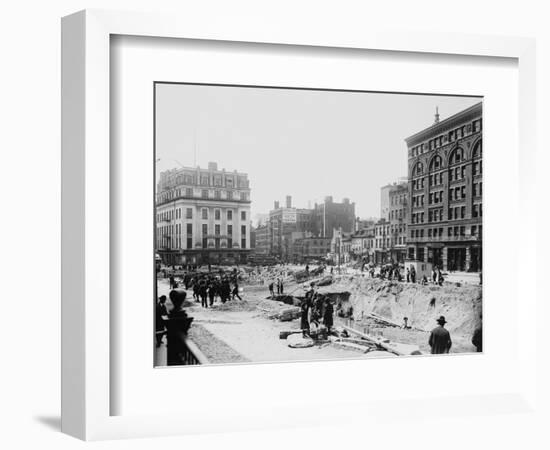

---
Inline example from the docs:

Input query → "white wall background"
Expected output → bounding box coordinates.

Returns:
[0,1,548,449]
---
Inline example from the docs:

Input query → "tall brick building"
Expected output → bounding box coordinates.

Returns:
[405,103,483,272]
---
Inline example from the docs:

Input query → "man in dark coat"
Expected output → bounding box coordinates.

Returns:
[300,299,310,337]
[232,282,242,300]
[323,298,334,333]
[472,314,482,352]
[155,295,168,347]
[166,290,194,365]
[429,316,452,354]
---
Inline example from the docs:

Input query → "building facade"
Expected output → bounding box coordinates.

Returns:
[373,219,391,264]
[292,236,332,263]
[313,196,356,239]
[267,196,316,261]
[330,228,352,265]
[350,226,375,261]
[405,103,483,272]
[156,162,252,265]
[388,182,408,263]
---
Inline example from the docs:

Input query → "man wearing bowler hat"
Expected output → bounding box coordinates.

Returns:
[428,316,452,354]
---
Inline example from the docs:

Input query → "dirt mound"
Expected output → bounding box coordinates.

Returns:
[209,300,256,312]
[320,277,481,337]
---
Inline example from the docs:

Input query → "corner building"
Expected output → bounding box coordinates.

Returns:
[156,162,251,266]
[405,103,483,272]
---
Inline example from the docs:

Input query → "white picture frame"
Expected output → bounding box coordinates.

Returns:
[61,9,537,441]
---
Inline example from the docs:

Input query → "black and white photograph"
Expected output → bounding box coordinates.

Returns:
[153,83,483,366]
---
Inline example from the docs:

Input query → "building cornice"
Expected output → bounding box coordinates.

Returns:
[405,102,482,147]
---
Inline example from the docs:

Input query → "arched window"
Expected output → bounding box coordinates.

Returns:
[448,147,464,165]
[472,140,482,159]
[429,155,442,172]
[413,161,424,176]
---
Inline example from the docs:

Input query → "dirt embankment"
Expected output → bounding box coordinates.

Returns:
[318,277,482,337]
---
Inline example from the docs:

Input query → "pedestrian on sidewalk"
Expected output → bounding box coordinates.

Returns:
[428,316,452,354]
[268,281,274,298]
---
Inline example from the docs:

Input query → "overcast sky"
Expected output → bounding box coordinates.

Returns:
[155,83,480,224]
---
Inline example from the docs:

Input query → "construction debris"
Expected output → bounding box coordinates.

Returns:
[287,334,314,348]
[342,325,422,356]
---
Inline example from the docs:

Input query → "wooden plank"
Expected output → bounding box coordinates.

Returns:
[342,325,422,356]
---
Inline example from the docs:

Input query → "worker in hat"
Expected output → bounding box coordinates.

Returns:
[428,316,452,354]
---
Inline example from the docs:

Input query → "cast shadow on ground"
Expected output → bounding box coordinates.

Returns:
[34,415,61,431]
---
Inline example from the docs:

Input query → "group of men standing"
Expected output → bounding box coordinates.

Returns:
[268,278,285,297]
[300,283,334,338]
[188,274,242,308]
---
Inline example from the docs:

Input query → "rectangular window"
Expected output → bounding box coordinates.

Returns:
[202,224,208,235]
[215,209,221,220]
[201,208,208,220]
[215,190,221,199]
[227,209,233,220]
[227,191,233,200]
[227,224,233,235]
[187,237,192,249]
[186,187,193,197]
[461,206,466,219]
[186,223,192,235]
[201,189,208,199]
[186,208,193,219]
[215,224,220,235]
[461,186,466,198]
[241,211,246,221]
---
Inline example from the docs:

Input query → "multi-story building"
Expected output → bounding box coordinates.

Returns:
[267,196,315,261]
[330,228,352,265]
[350,226,375,262]
[380,185,392,221]
[388,182,408,263]
[313,196,356,239]
[254,223,269,255]
[155,162,252,266]
[291,236,332,263]
[373,219,391,264]
[405,103,483,272]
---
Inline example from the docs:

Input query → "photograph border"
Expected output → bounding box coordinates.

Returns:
[61,9,537,440]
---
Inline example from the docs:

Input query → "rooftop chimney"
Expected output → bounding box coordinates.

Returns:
[208,162,218,171]
[434,106,440,124]
[274,201,280,210]
[286,195,292,208]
